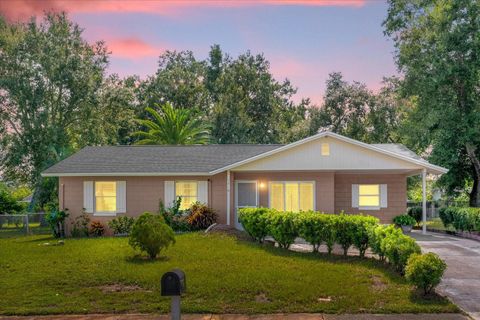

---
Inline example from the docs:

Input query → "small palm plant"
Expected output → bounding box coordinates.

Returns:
[133,103,211,145]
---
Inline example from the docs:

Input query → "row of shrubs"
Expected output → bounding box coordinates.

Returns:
[239,208,446,294]
[439,207,480,232]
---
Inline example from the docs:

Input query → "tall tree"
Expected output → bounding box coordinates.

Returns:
[384,0,480,206]
[0,13,108,206]
[133,103,211,145]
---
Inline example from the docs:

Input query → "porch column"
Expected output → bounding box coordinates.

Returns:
[226,170,231,226]
[422,168,427,235]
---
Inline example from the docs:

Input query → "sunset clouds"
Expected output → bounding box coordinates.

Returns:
[1,1,366,21]
[0,0,393,104]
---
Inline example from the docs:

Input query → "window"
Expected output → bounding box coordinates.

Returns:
[359,184,380,207]
[175,181,198,210]
[269,182,314,212]
[95,182,116,213]
[321,143,330,156]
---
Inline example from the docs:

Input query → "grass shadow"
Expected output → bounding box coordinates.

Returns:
[408,289,458,310]
[126,254,170,264]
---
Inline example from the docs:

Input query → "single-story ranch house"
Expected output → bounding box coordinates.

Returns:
[42,131,447,233]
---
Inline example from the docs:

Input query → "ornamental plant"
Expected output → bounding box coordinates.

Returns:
[407,207,422,226]
[45,209,69,238]
[393,214,416,226]
[89,220,105,237]
[368,224,403,261]
[186,202,218,230]
[351,215,379,257]
[129,212,175,259]
[334,213,356,256]
[265,210,298,249]
[405,253,447,295]
[382,233,421,272]
[295,211,328,252]
[108,216,135,235]
[239,207,269,242]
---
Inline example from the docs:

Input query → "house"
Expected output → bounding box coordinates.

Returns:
[41,131,447,232]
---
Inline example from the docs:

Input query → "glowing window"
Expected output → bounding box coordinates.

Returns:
[359,184,380,207]
[175,181,198,210]
[95,182,116,213]
[270,182,314,212]
[321,143,330,156]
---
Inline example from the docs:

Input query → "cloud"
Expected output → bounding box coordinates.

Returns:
[107,38,164,59]
[1,0,366,21]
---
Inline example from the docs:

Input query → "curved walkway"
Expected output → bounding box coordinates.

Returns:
[411,231,480,320]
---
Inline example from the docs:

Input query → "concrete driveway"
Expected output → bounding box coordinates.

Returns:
[412,231,480,320]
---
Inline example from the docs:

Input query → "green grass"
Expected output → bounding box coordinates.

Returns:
[426,218,455,232]
[0,232,457,315]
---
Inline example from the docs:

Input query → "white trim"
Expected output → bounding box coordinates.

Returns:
[268,181,316,211]
[359,206,381,211]
[42,172,211,177]
[226,170,231,226]
[93,212,117,217]
[209,131,448,175]
[234,180,259,230]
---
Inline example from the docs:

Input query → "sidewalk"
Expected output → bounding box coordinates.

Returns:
[0,313,468,320]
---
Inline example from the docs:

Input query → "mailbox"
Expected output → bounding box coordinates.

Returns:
[161,269,186,296]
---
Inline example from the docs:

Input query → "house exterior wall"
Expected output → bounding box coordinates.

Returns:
[334,173,408,223]
[59,171,407,234]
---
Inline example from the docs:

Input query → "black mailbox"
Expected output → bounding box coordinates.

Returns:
[161,269,186,296]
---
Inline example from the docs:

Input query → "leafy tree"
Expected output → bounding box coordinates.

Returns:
[0,13,108,206]
[0,182,22,214]
[133,103,211,145]
[384,0,480,206]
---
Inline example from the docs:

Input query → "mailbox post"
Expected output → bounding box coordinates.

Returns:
[161,269,186,320]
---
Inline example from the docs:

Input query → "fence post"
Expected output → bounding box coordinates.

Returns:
[25,214,29,235]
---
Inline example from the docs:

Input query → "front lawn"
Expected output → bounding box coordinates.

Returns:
[0,232,457,315]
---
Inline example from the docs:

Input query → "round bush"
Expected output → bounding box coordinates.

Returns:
[295,211,328,252]
[334,213,357,256]
[405,252,446,295]
[265,210,298,249]
[382,233,421,272]
[393,214,416,226]
[239,207,269,242]
[368,224,402,261]
[129,212,175,259]
[351,215,379,257]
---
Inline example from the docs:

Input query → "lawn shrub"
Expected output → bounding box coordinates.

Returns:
[71,210,90,237]
[439,207,480,232]
[382,232,421,272]
[107,216,135,235]
[129,212,175,259]
[368,224,402,261]
[393,214,416,226]
[89,221,105,237]
[334,213,357,256]
[405,253,446,295]
[407,207,422,226]
[186,202,218,230]
[351,215,379,258]
[45,209,69,238]
[159,198,190,232]
[238,207,269,242]
[295,211,328,252]
[265,210,298,249]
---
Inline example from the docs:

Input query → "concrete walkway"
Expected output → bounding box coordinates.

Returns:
[412,231,480,320]
[0,313,468,320]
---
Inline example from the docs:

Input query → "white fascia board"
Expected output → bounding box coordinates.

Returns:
[209,131,449,175]
[41,172,212,177]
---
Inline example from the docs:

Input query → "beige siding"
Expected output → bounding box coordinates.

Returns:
[334,173,407,223]
[235,137,420,171]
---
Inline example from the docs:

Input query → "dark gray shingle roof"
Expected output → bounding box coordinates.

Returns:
[42,145,283,175]
[371,144,428,163]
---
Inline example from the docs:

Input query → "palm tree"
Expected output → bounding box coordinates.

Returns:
[133,103,211,145]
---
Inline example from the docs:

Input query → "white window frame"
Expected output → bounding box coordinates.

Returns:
[358,184,381,211]
[268,181,316,212]
[175,180,199,209]
[94,181,117,217]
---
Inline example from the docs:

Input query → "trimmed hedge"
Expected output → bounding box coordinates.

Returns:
[405,252,446,295]
[439,207,480,232]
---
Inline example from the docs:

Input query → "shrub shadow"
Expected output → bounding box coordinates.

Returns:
[126,254,170,264]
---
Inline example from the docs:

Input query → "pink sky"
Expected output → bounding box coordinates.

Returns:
[0,0,396,104]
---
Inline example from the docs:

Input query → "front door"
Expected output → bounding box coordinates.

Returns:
[235,181,258,229]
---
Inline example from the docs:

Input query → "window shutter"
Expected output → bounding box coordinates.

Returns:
[351,184,359,208]
[164,181,175,208]
[198,181,208,205]
[116,181,126,213]
[83,181,94,213]
[380,184,388,208]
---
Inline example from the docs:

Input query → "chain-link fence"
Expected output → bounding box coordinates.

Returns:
[0,213,50,238]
